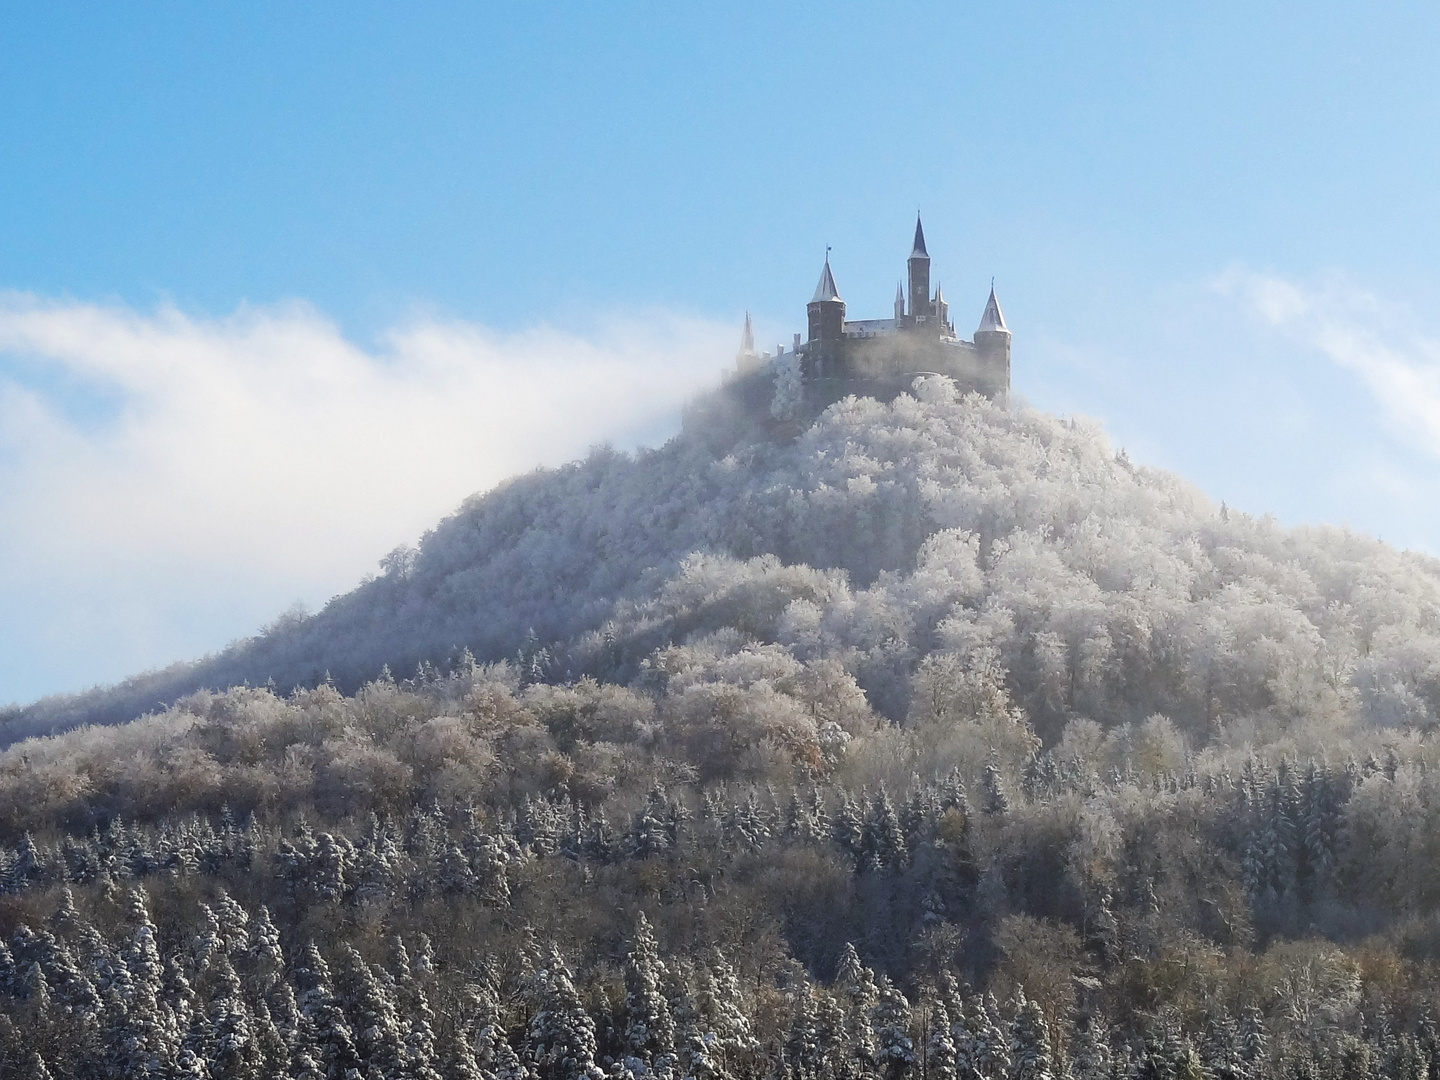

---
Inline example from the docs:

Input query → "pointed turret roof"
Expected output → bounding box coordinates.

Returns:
[895,282,905,304]
[737,311,756,357]
[977,285,1008,333]
[910,215,929,259]
[810,257,842,304]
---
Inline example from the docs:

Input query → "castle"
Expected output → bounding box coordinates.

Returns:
[733,216,1010,414]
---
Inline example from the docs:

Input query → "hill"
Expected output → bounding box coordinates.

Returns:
[10,377,1440,748]
[4,377,1440,1078]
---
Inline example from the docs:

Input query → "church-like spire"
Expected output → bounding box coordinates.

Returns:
[736,311,757,359]
[910,214,929,259]
[811,256,842,303]
[977,284,1008,333]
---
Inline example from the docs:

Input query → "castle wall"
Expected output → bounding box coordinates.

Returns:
[801,334,1007,410]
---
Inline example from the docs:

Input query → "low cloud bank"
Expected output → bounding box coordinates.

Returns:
[0,295,729,702]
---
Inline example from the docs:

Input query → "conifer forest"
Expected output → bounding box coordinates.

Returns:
[6,381,1440,1079]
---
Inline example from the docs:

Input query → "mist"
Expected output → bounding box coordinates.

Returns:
[0,294,730,702]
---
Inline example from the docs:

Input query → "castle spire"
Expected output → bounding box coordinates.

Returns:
[736,311,757,362]
[977,284,1007,333]
[811,254,842,303]
[910,214,929,258]
[907,215,931,319]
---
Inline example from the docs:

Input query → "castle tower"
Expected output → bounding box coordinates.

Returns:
[806,255,846,357]
[894,282,905,322]
[735,311,759,372]
[907,215,931,322]
[974,285,1011,399]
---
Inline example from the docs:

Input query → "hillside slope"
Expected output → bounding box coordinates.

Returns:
[9,378,1440,749]
[12,376,1440,752]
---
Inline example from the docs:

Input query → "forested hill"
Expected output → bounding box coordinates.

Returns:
[9,376,1440,748]
[9,378,1440,1078]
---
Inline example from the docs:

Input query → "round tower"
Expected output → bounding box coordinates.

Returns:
[806,255,846,355]
[974,285,1011,400]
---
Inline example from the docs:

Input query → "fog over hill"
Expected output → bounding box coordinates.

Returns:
[8,375,1440,750]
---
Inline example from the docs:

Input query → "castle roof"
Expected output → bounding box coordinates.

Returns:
[810,258,843,304]
[977,286,1008,333]
[737,311,756,357]
[910,216,929,259]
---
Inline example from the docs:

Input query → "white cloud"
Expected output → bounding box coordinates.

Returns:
[0,294,731,701]
[1216,267,1440,458]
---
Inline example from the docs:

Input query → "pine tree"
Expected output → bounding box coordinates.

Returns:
[206,954,263,1080]
[783,793,815,845]
[1008,994,1052,1080]
[340,945,407,1080]
[929,1000,959,1080]
[1300,763,1335,898]
[981,759,1009,818]
[390,936,444,1080]
[785,983,823,1076]
[247,905,286,995]
[442,987,487,1080]
[693,953,756,1072]
[862,789,908,874]
[971,994,1011,1080]
[105,887,182,1080]
[623,913,676,1075]
[1238,1007,1266,1074]
[440,840,480,895]
[832,795,863,866]
[295,942,362,1080]
[529,947,603,1080]
[872,976,915,1080]
[1068,1014,1111,1080]
[631,789,673,860]
[834,944,879,1078]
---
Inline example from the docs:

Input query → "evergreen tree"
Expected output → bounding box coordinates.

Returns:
[623,913,676,1075]
[872,976,914,1080]
[1008,995,1052,1080]
[206,955,263,1080]
[832,795,863,866]
[1068,1015,1112,1080]
[392,937,444,1080]
[971,995,1011,1080]
[692,953,756,1072]
[785,983,822,1076]
[862,789,908,874]
[295,943,362,1080]
[834,944,879,1078]
[981,760,1009,818]
[929,1000,959,1080]
[529,947,603,1080]
[340,945,407,1080]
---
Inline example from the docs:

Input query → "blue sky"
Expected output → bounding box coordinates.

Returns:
[5,3,1440,702]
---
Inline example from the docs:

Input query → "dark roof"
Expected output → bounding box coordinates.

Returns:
[910,215,929,259]
[810,259,842,304]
